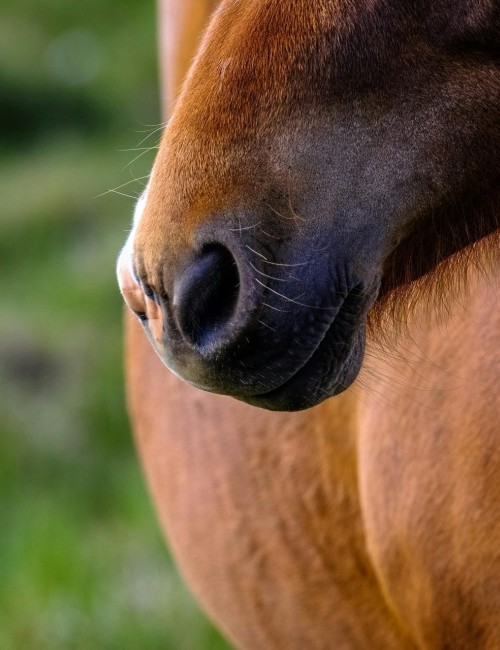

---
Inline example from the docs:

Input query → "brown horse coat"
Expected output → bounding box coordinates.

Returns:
[119,1,500,647]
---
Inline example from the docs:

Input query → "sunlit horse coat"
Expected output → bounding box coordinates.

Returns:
[118,1,500,647]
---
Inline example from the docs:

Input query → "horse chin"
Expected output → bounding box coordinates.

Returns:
[237,322,366,412]
[235,279,373,411]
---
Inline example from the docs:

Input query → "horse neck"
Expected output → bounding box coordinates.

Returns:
[361,231,500,418]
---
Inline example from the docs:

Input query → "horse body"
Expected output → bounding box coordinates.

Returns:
[119,1,500,647]
[126,262,499,649]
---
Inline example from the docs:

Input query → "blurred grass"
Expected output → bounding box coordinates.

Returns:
[0,1,231,648]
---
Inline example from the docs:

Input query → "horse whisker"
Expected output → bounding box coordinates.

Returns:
[249,261,292,283]
[258,319,277,332]
[228,223,261,232]
[246,245,268,261]
[262,302,290,313]
[264,260,312,268]
[255,279,336,311]
[94,174,150,199]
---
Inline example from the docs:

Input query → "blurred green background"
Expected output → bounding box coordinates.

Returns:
[0,1,231,648]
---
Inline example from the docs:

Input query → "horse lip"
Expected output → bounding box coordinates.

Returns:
[140,271,375,405]
[247,282,368,401]
[250,317,344,400]
[145,292,345,399]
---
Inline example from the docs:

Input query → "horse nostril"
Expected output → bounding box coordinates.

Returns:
[173,244,241,349]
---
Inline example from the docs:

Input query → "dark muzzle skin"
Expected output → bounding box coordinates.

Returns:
[118,206,380,411]
[118,1,500,411]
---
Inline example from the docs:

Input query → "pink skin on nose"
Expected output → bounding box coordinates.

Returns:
[117,248,165,351]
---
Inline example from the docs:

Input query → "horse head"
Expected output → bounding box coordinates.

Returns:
[118,0,500,411]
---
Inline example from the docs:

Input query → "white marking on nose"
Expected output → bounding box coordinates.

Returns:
[116,184,166,349]
[132,185,149,229]
[116,185,149,290]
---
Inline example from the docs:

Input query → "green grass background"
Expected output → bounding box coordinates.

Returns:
[0,1,231,648]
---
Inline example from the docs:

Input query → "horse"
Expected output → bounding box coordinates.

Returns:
[117,1,500,647]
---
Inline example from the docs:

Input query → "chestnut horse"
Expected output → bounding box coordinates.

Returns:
[118,1,500,648]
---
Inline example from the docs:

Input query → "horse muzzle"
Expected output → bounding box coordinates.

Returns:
[117,224,377,411]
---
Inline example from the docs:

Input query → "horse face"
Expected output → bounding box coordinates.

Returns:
[118,0,500,410]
